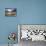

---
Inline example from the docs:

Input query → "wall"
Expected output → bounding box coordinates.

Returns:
[0,0,46,44]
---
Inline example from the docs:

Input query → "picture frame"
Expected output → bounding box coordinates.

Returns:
[5,8,17,16]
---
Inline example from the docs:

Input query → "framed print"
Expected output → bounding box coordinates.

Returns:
[5,8,16,16]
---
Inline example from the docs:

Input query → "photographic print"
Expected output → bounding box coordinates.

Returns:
[5,8,16,16]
